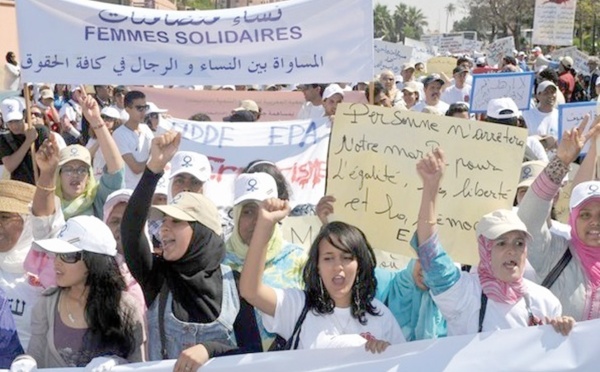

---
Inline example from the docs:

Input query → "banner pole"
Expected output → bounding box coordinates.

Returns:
[23,83,39,184]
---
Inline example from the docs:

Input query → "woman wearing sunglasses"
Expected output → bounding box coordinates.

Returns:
[121,131,261,372]
[27,215,145,369]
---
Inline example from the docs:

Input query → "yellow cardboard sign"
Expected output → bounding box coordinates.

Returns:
[327,103,528,265]
[426,56,457,77]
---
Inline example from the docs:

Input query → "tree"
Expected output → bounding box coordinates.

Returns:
[445,3,456,33]
[374,4,395,41]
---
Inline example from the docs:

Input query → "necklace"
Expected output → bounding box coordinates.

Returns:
[64,297,76,324]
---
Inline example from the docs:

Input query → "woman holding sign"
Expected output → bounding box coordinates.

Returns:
[412,147,575,336]
[518,116,600,322]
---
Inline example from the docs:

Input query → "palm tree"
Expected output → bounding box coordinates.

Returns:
[405,6,428,39]
[393,4,409,43]
[445,3,457,33]
[374,4,394,41]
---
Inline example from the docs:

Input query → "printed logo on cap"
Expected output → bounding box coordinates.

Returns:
[58,224,69,238]
[181,155,193,168]
[247,178,258,191]
[588,184,600,195]
[70,147,79,156]
[172,194,183,204]
[5,104,15,113]
[521,166,533,180]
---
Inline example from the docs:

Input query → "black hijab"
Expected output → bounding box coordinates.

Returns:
[162,221,226,323]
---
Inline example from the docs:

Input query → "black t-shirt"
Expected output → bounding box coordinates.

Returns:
[0,125,50,185]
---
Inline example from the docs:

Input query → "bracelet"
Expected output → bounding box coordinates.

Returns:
[36,183,56,192]
[91,122,105,130]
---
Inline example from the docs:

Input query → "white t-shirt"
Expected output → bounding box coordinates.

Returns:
[411,100,450,114]
[112,123,154,189]
[297,102,325,121]
[0,270,43,349]
[261,288,405,349]
[433,272,561,336]
[521,107,559,139]
[86,137,106,181]
[441,84,472,105]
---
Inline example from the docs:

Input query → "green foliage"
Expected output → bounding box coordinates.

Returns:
[373,2,428,43]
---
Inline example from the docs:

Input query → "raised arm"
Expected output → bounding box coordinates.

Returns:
[572,115,600,187]
[33,137,60,216]
[239,198,290,317]
[121,131,181,296]
[80,91,123,174]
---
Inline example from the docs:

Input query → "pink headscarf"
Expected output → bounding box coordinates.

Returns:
[477,235,528,304]
[568,200,600,288]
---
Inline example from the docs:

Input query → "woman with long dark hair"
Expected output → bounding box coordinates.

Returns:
[27,215,145,368]
[240,199,404,352]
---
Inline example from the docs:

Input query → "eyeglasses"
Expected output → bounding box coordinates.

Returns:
[133,104,149,112]
[61,167,89,177]
[58,252,83,264]
[101,115,116,122]
[31,112,44,118]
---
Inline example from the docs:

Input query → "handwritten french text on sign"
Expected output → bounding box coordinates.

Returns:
[532,0,577,46]
[326,103,527,265]
[485,36,515,67]
[374,40,413,76]
[16,0,373,85]
[157,117,329,208]
[557,101,600,154]
[469,72,535,113]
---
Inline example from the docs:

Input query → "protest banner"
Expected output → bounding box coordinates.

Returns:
[281,215,323,250]
[551,46,590,76]
[404,37,438,65]
[28,318,600,371]
[16,0,373,85]
[469,71,535,113]
[374,40,413,75]
[485,36,515,67]
[426,56,457,78]
[532,0,577,46]
[326,103,527,265]
[156,117,329,208]
[557,101,600,154]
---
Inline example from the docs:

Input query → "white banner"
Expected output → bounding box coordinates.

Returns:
[469,71,535,113]
[14,319,600,371]
[485,36,515,67]
[532,0,577,46]
[16,0,373,85]
[404,37,438,64]
[551,46,591,76]
[557,101,600,154]
[374,40,413,75]
[157,117,329,208]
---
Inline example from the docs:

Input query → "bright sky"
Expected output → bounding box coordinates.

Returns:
[374,0,466,35]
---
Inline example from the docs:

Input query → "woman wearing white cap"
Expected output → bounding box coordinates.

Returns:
[413,147,575,336]
[121,131,261,372]
[144,102,167,132]
[224,171,306,347]
[518,117,600,322]
[27,215,145,369]
[87,106,122,180]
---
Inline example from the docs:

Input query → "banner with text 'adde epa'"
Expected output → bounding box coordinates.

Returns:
[326,103,527,265]
[157,117,329,208]
[16,0,373,85]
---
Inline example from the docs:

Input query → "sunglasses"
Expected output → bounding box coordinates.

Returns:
[31,112,44,118]
[58,251,83,264]
[147,112,159,119]
[134,104,149,112]
[101,115,116,121]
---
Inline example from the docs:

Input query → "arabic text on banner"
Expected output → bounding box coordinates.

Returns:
[469,72,535,113]
[326,103,526,265]
[532,0,577,46]
[16,0,373,85]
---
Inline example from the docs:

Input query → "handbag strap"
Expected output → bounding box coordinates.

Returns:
[288,293,311,350]
[541,249,572,289]
[478,292,487,333]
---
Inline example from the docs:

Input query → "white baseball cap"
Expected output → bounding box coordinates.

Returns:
[323,84,345,100]
[486,97,521,120]
[169,151,211,183]
[101,106,121,120]
[34,215,117,257]
[146,102,167,115]
[1,98,24,122]
[475,209,531,240]
[570,181,600,210]
[233,172,278,205]
[517,161,547,189]
[103,189,133,224]
[536,80,558,95]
